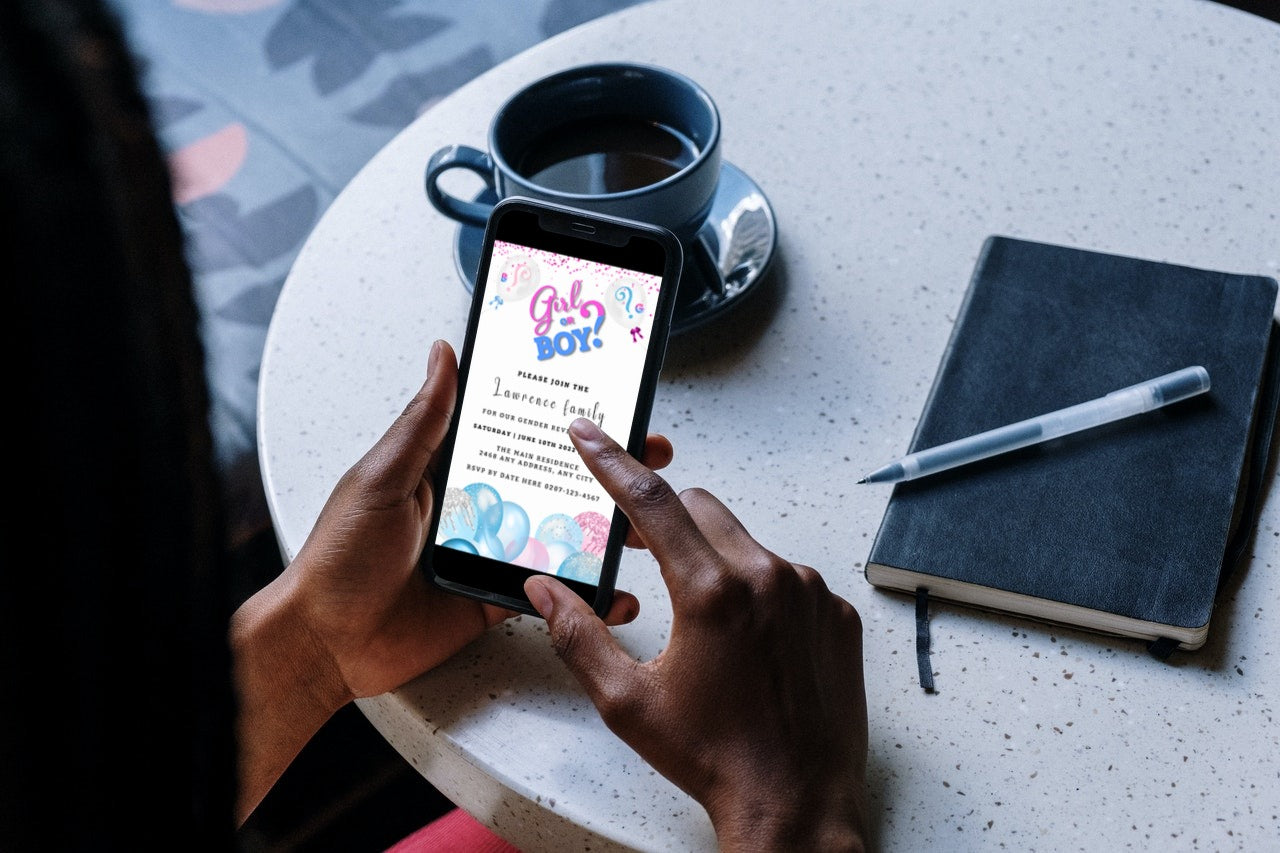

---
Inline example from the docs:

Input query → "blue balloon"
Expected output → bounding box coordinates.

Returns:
[441,537,478,554]
[496,501,530,560]
[465,483,503,535]
[557,551,602,583]
[543,539,575,574]
[536,513,583,551]
[476,530,506,561]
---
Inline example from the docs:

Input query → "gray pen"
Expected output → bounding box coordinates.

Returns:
[858,365,1211,485]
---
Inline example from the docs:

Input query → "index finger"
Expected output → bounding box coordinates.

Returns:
[568,418,718,593]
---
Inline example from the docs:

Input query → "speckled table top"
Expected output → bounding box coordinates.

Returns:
[258,1,1280,849]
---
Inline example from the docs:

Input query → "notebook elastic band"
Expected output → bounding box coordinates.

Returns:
[1147,636,1178,661]
[915,587,936,692]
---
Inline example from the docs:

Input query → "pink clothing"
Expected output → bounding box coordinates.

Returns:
[386,808,522,853]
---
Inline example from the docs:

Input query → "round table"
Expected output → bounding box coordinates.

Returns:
[258,1,1280,849]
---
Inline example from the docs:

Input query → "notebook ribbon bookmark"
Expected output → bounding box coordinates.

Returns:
[915,587,936,692]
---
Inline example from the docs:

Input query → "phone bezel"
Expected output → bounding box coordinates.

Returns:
[424,197,683,617]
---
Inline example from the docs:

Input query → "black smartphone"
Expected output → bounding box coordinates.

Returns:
[424,197,683,617]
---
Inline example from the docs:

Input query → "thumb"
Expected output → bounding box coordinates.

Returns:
[525,576,635,703]
[362,340,457,492]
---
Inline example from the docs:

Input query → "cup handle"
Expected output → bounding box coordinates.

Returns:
[424,145,497,227]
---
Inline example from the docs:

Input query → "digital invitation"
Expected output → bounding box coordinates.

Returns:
[436,239,663,584]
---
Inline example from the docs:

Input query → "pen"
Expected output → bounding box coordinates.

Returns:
[858,365,1211,484]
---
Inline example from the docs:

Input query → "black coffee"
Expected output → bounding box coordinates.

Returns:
[517,116,698,194]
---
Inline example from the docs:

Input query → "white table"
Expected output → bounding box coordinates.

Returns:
[258,1,1280,849]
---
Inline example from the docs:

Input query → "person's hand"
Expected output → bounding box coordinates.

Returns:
[272,339,671,697]
[524,419,868,852]
[231,341,672,822]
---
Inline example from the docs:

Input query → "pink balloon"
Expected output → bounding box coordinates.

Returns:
[574,511,611,557]
[512,538,550,572]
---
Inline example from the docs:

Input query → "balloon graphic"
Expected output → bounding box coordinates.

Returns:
[543,540,576,574]
[558,552,603,583]
[512,538,550,571]
[496,255,539,299]
[437,487,477,541]
[465,483,503,535]
[475,530,506,561]
[574,511,611,557]
[441,537,478,554]
[496,501,530,560]
[606,277,647,327]
[536,514,584,550]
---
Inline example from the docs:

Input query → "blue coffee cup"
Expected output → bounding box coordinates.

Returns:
[425,62,721,245]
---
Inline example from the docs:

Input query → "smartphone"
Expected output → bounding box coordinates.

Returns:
[424,197,683,617]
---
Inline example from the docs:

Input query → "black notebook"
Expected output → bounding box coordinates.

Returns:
[864,236,1280,653]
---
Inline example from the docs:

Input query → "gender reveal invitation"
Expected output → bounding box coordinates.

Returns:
[436,240,663,584]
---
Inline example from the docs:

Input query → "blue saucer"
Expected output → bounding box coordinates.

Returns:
[451,161,777,335]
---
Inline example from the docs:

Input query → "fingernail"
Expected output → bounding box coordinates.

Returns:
[426,340,444,376]
[619,596,639,623]
[569,418,603,443]
[524,577,554,618]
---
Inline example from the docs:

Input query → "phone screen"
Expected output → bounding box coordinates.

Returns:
[430,203,678,611]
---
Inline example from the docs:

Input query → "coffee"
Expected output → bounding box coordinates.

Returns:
[426,62,721,240]
[516,117,698,195]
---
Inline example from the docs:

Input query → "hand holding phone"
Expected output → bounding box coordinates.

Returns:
[523,421,870,851]
[424,198,682,617]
